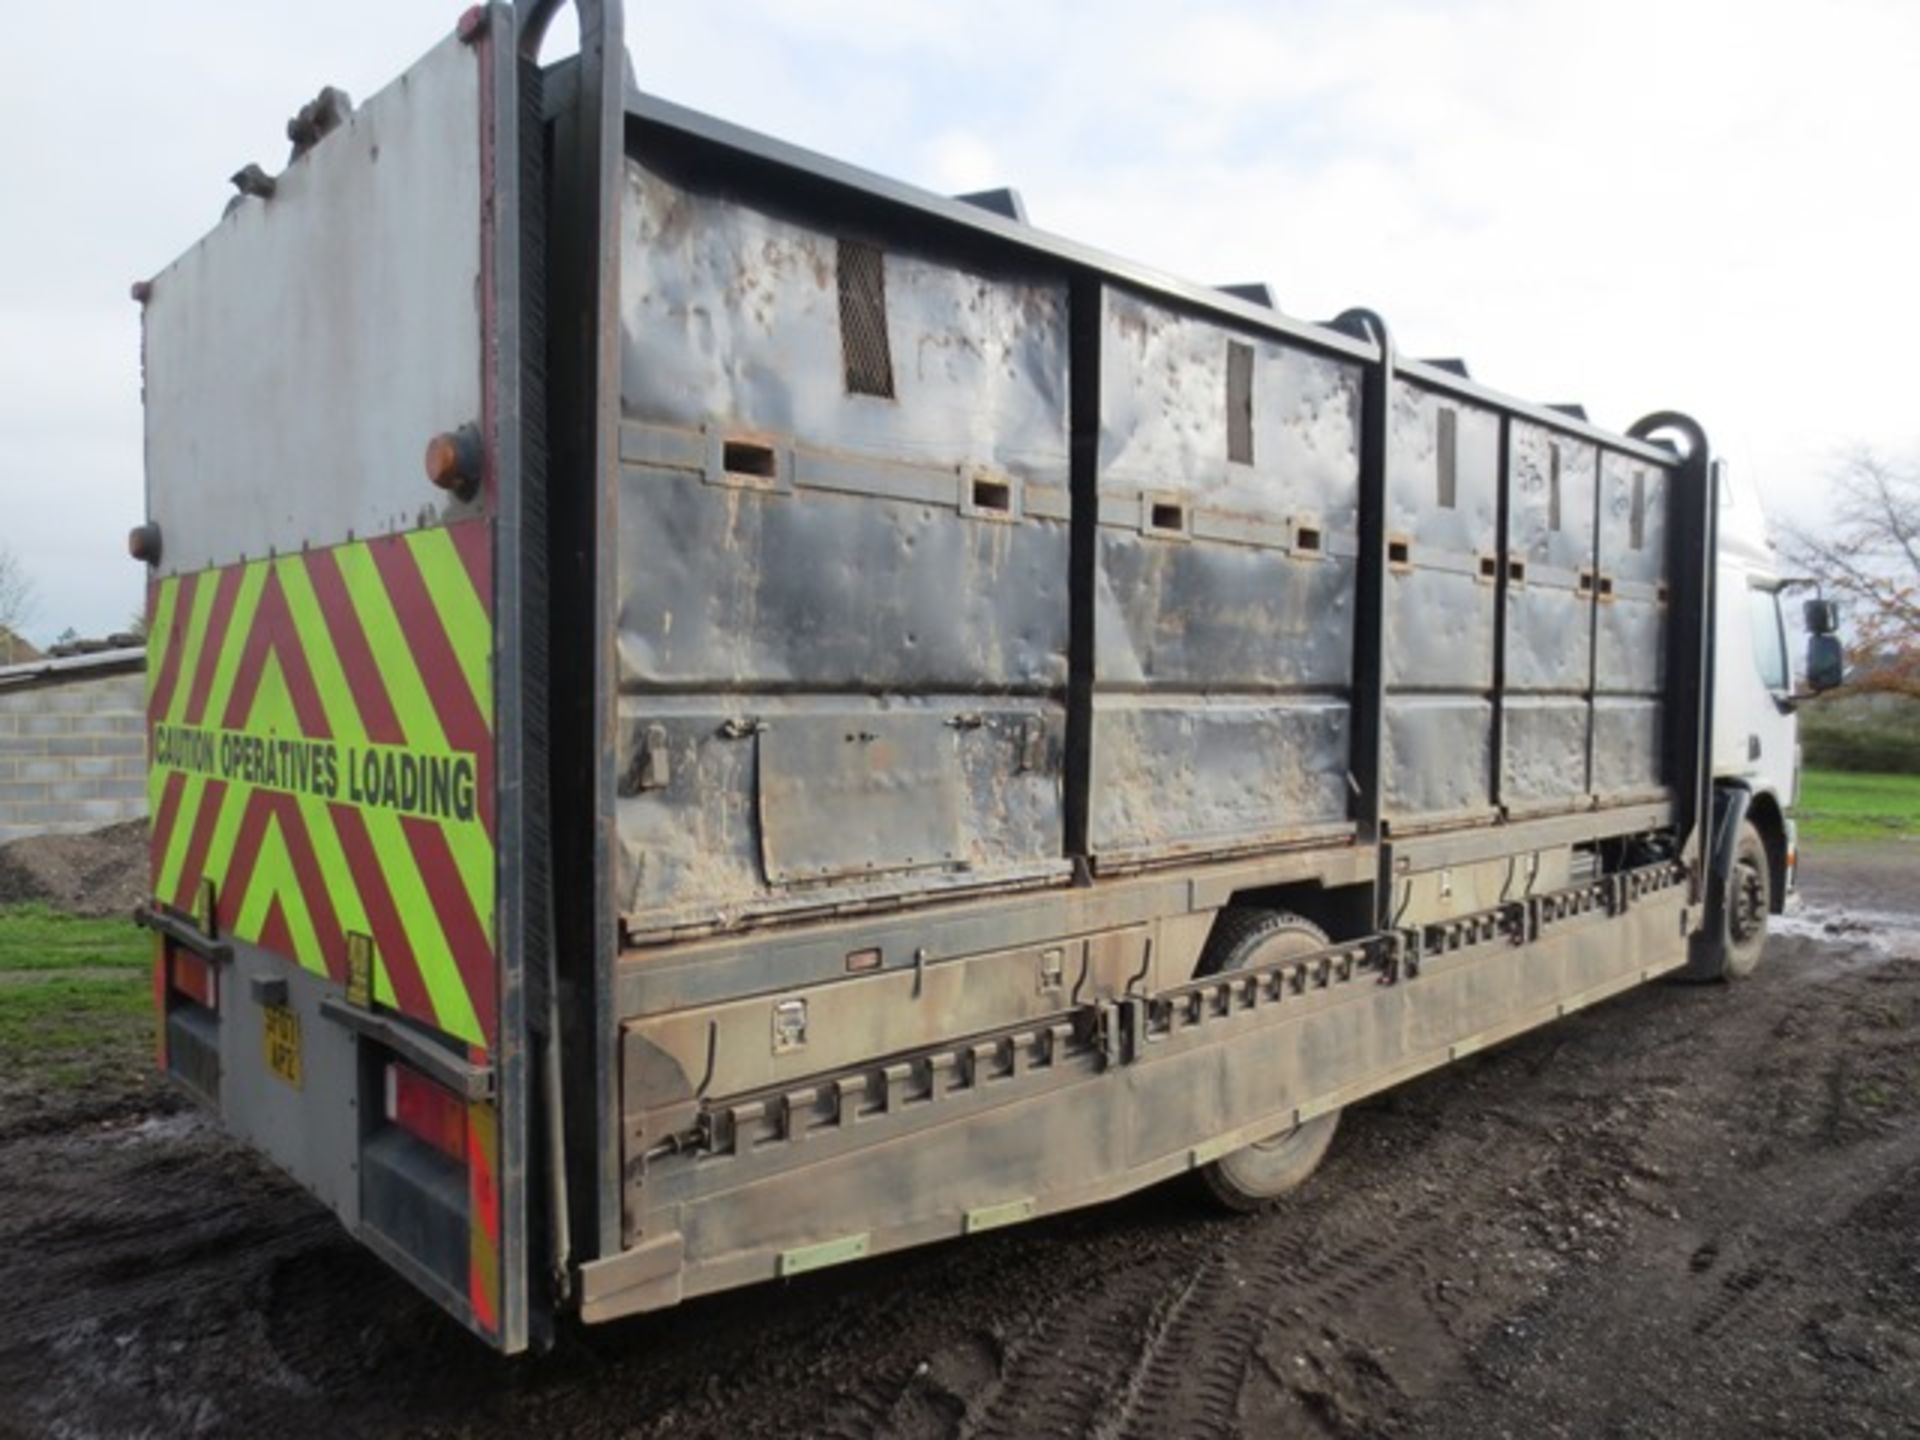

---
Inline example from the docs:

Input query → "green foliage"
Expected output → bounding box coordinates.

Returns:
[1796,769,1920,842]
[1800,702,1920,775]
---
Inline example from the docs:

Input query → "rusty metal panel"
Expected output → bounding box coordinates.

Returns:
[1088,290,1363,864]
[142,32,484,573]
[1381,382,1499,828]
[613,159,1071,931]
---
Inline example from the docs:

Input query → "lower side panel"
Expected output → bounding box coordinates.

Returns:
[585,880,1691,1320]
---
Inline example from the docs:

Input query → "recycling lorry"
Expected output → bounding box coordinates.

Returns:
[131,1,1838,1352]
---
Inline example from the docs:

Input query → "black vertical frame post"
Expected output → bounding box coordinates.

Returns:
[1631,413,1714,894]
[1334,310,1391,920]
[1064,274,1103,863]
[1489,414,1512,817]
[517,0,628,1280]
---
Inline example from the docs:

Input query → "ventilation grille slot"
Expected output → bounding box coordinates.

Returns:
[838,239,895,399]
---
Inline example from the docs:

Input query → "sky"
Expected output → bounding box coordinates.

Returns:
[1,0,1916,645]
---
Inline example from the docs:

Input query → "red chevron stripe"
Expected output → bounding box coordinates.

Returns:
[171,779,227,912]
[303,547,404,745]
[401,815,496,1044]
[149,769,186,886]
[213,789,348,987]
[269,792,346,983]
[182,564,245,725]
[222,570,331,737]
[328,803,438,1025]
[146,572,197,725]
[449,517,491,611]
[214,787,276,933]
[370,536,495,839]
[255,893,297,966]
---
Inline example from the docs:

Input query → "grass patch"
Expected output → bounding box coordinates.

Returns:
[0,904,150,973]
[1797,769,1920,843]
[0,906,151,1091]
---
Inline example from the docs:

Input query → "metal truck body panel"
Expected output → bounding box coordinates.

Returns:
[137,2,1733,1352]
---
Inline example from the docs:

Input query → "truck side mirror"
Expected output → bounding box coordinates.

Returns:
[1803,597,1840,635]
[1806,633,1845,693]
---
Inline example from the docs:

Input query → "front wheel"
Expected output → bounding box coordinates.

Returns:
[1722,818,1772,978]
[1192,909,1343,1212]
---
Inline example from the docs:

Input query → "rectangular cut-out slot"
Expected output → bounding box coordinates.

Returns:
[1436,407,1459,508]
[1657,582,1670,605]
[722,438,778,481]
[1148,500,1188,535]
[1294,522,1323,556]
[1548,442,1563,531]
[1479,553,1498,582]
[1226,341,1254,465]
[837,238,895,399]
[1387,536,1413,569]
[971,476,1013,514]
[1507,558,1527,586]
[1578,569,1595,596]
[1597,575,1615,600]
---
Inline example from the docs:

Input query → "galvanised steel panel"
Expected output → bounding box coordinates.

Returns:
[1381,382,1499,826]
[1381,695,1495,821]
[1593,450,1671,801]
[618,161,1069,486]
[613,698,1065,930]
[1088,697,1351,862]
[1502,422,1600,809]
[1591,696,1664,797]
[142,31,485,573]
[1088,291,1362,861]
[614,161,1070,926]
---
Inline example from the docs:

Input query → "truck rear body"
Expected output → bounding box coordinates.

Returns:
[136,3,1719,1351]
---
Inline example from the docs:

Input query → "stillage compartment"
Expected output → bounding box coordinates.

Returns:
[1087,289,1363,868]
[1591,449,1671,802]
[1380,381,1500,830]
[613,158,1074,933]
[1501,420,1600,814]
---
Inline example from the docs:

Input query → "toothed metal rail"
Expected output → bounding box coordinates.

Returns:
[662,858,1690,1164]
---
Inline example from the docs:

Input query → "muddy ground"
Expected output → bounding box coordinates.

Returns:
[2,843,1917,1439]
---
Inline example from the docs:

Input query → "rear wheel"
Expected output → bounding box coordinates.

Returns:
[1193,910,1342,1212]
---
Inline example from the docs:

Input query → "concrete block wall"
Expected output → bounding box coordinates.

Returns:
[0,671,148,845]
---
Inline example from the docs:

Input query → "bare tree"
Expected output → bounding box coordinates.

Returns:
[0,544,37,664]
[1779,447,1920,697]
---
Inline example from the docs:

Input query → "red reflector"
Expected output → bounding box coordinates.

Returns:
[171,949,216,1009]
[384,1063,467,1162]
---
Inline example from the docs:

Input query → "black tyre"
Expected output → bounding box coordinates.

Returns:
[1722,818,1771,979]
[1193,909,1342,1212]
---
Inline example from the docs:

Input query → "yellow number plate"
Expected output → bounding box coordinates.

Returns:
[264,1005,303,1089]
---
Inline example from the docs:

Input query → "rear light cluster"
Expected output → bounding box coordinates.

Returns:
[384,1062,467,1162]
[170,950,217,1009]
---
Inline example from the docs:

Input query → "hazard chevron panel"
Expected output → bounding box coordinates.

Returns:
[145,520,496,1050]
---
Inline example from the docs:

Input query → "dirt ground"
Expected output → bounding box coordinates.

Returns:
[2,843,1917,1439]
[0,821,146,918]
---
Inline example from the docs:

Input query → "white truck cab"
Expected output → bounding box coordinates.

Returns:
[1705,461,1819,972]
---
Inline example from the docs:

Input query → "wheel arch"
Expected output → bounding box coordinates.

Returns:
[1742,785,1789,915]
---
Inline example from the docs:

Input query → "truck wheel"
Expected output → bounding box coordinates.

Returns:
[1193,910,1342,1212]
[1723,819,1772,978]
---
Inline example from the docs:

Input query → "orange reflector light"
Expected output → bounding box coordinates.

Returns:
[423,424,482,499]
[385,1062,467,1163]
[127,523,162,565]
[171,949,216,1009]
